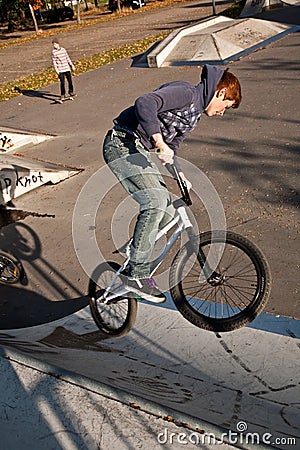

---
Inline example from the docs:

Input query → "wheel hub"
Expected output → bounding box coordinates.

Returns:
[208,272,224,286]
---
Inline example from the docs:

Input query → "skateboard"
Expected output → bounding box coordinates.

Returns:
[57,95,77,104]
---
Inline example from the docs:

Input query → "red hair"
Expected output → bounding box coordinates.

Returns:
[217,69,242,108]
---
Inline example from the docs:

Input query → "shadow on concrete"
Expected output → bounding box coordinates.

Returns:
[0,300,299,450]
[259,4,300,25]
[187,113,299,209]
[184,0,233,7]
[0,220,88,329]
[14,87,63,104]
[0,286,88,329]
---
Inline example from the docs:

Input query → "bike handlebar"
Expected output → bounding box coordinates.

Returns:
[165,162,192,206]
[154,149,192,205]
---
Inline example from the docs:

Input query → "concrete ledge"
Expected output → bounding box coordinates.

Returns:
[0,346,269,450]
[0,303,299,449]
[0,128,54,154]
[0,154,80,205]
[147,15,299,67]
[147,16,228,67]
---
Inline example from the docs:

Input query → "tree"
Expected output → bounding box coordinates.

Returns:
[0,0,23,30]
[28,1,40,33]
[0,0,43,32]
[76,0,81,24]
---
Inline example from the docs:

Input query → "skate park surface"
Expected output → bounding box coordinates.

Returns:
[0,2,299,449]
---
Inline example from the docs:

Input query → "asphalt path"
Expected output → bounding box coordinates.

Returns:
[0,0,233,84]
[0,5,299,328]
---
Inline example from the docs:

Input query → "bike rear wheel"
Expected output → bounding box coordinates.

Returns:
[88,261,137,337]
[170,231,271,332]
[0,250,23,284]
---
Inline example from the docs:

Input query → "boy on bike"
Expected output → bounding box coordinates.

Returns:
[103,64,241,303]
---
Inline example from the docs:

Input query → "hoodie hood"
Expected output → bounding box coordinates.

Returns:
[197,65,224,109]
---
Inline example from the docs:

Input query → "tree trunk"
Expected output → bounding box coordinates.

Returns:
[28,3,39,34]
[77,1,81,23]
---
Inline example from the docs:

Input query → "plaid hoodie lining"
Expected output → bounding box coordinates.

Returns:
[158,103,201,143]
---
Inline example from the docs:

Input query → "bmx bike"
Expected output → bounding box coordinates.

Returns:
[88,163,271,337]
[0,250,24,284]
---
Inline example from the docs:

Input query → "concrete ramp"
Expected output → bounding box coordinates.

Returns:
[147,15,299,67]
[0,301,299,449]
[280,0,300,5]
[0,128,54,154]
[0,154,79,205]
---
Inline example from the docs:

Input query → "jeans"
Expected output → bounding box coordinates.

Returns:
[103,129,176,279]
[58,71,74,96]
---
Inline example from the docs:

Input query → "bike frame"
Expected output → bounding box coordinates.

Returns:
[101,203,193,303]
[151,204,193,275]
[100,162,214,303]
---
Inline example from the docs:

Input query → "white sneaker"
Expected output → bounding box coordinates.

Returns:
[124,277,166,303]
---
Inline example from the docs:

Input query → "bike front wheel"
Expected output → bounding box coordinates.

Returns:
[170,231,271,332]
[0,250,23,284]
[88,261,137,338]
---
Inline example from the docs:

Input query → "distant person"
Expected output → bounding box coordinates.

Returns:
[51,38,76,103]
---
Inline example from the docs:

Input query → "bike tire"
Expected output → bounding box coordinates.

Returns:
[0,250,23,284]
[88,261,137,338]
[170,231,271,332]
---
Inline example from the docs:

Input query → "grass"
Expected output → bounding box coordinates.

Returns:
[0,32,169,101]
[0,0,245,102]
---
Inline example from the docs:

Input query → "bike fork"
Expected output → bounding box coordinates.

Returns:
[186,229,221,283]
[101,261,129,304]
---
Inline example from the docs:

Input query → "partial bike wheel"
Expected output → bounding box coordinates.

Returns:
[88,261,137,337]
[170,231,271,332]
[0,250,23,284]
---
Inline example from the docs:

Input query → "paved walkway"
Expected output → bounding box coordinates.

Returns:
[0,0,232,84]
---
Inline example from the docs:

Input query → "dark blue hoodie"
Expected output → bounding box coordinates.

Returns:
[114,65,224,153]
